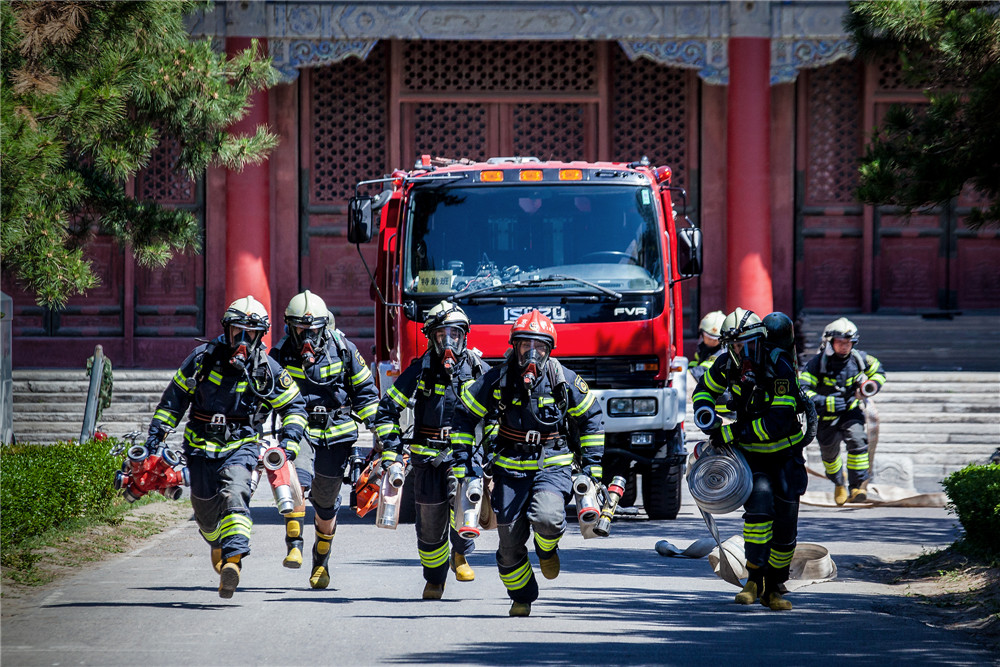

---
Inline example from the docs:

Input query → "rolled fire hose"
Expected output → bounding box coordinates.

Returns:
[665,440,837,588]
[686,441,753,515]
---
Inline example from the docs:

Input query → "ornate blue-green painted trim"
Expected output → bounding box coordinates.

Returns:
[270,39,379,80]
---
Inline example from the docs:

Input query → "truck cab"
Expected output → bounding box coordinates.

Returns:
[350,156,702,519]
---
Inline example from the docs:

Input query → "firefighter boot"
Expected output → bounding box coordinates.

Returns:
[735,563,763,605]
[422,582,445,600]
[309,530,334,589]
[834,485,849,506]
[848,482,868,504]
[539,552,560,580]
[450,552,475,582]
[761,588,793,611]
[509,601,531,617]
[218,556,241,599]
[283,511,305,569]
[211,547,223,574]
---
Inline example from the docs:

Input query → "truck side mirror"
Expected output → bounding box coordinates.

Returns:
[676,225,703,279]
[348,196,375,244]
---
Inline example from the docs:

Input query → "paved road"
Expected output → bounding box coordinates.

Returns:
[2,481,996,667]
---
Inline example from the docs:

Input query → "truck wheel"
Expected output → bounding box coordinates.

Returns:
[398,476,416,524]
[642,451,683,520]
[619,471,638,508]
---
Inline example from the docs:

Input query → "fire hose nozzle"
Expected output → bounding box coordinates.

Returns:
[693,406,717,430]
[572,474,593,496]
[465,476,483,504]
[860,380,879,397]
[262,447,287,471]
[385,462,405,489]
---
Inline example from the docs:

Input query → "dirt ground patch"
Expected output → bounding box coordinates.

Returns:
[863,547,1000,653]
[1,500,192,618]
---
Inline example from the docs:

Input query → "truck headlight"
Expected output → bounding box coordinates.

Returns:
[608,398,633,416]
[633,398,657,415]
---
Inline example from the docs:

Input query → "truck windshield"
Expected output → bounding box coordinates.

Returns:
[404,184,664,295]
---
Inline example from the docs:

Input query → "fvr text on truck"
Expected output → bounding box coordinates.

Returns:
[349,156,702,520]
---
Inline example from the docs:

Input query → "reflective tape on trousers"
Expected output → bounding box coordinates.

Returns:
[685,441,753,515]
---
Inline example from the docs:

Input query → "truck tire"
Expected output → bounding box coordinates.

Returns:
[642,449,683,520]
[619,471,638,508]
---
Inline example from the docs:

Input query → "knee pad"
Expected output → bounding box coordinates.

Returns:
[743,474,774,516]
[527,490,566,535]
[309,472,343,510]
[416,502,449,544]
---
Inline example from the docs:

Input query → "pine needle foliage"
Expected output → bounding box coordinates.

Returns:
[845,1,1000,228]
[1,1,281,307]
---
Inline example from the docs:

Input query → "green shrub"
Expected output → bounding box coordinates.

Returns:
[0,438,123,550]
[941,463,1000,557]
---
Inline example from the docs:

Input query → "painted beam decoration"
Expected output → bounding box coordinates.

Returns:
[187,1,855,84]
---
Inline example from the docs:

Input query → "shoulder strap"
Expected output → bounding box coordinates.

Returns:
[194,341,220,386]
[466,348,484,380]
[850,349,866,371]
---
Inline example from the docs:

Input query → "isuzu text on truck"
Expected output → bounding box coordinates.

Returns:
[348,156,702,519]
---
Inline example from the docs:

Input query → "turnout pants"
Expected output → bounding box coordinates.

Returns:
[492,465,571,604]
[741,447,807,586]
[817,407,870,488]
[411,462,475,585]
[188,443,259,561]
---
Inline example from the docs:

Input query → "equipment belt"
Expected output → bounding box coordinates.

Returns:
[191,411,250,424]
[417,426,453,441]
[496,425,562,453]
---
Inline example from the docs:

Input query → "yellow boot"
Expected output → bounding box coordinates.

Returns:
[538,551,560,580]
[450,552,475,582]
[848,483,868,504]
[218,556,241,599]
[834,485,849,506]
[211,548,223,574]
[283,511,305,569]
[735,563,763,604]
[761,590,793,611]
[309,530,334,589]
[509,601,531,617]
[422,582,445,600]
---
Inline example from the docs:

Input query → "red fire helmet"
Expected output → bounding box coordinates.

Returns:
[508,309,557,348]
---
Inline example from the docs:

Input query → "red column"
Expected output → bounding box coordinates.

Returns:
[726,37,773,317]
[224,37,272,347]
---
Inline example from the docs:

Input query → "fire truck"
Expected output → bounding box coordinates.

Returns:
[348,156,702,519]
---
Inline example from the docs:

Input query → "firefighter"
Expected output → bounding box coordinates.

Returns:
[449,309,605,617]
[799,317,886,506]
[373,301,492,600]
[145,296,307,598]
[269,290,380,588]
[688,310,726,384]
[692,308,807,611]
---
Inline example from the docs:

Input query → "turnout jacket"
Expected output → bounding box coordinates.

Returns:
[148,335,308,459]
[799,349,885,421]
[269,330,380,447]
[374,351,493,465]
[693,348,804,454]
[688,342,724,385]
[450,358,605,479]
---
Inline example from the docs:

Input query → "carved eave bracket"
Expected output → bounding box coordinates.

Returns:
[620,37,855,85]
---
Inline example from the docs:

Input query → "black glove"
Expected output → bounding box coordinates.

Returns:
[145,435,160,450]
[833,396,847,412]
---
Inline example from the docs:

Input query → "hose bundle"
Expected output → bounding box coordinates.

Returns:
[686,441,753,515]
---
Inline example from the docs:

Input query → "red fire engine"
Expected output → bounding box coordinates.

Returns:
[348,156,702,519]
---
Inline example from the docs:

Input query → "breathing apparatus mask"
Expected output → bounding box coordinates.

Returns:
[430,325,467,374]
[289,315,328,367]
[514,337,551,387]
[226,323,265,371]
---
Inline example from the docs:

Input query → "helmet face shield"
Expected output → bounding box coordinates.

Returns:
[729,334,764,367]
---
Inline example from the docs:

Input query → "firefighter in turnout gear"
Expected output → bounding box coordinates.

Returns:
[689,310,726,384]
[449,309,604,617]
[146,296,308,598]
[269,290,380,588]
[799,317,886,506]
[373,301,492,600]
[692,308,808,611]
